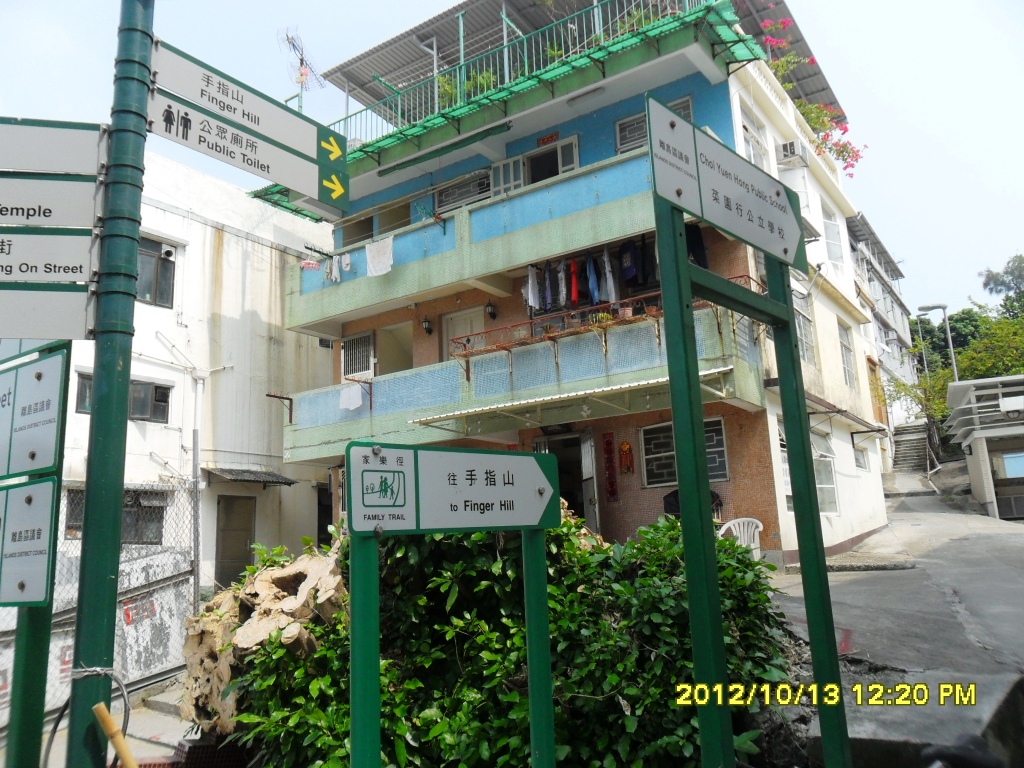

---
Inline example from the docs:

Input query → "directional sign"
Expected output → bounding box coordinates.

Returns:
[648,97,805,271]
[0,284,92,340]
[148,41,348,213]
[0,173,101,229]
[346,441,560,535]
[0,118,105,175]
[0,340,59,368]
[151,90,347,212]
[0,477,57,606]
[0,228,95,283]
[0,350,67,482]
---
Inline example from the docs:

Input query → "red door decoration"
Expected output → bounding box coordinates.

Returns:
[603,432,619,501]
[619,440,634,474]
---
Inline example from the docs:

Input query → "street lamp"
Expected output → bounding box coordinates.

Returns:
[918,303,959,382]
[914,313,930,381]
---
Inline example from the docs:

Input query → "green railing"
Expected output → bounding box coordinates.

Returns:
[331,0,718,155]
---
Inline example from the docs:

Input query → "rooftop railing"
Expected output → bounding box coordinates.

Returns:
[331,0,718,156]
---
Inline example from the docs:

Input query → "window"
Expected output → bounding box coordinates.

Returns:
[318,338,333,349]
[129,381,171,423]
[821,204,843,270]
[779,424,839,514]
[65,488,166,544]
[810,432,839,515]
[436,171,491,214]
[838,322,857,388]
[137,238,175,308]
[854,446,869,471]
[491,158,523,196]
[741,105,769,170]
[76,374,93,414]
[794,294,816,366]
[77,375,170,423]
[615,97,693,154]
[525,137,578,184]
[640,418,728,487]
[341,332,373,378]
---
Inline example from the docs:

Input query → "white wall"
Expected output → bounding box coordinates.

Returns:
[62,152,335,588]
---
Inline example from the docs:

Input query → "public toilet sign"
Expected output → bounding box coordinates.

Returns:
[647,97,806,271]
[0,118,105,175]
[0,350,68,482]
[0,477,57,606]
[0,227,95,283]
[346,441,560,535]
[149,41,348,213]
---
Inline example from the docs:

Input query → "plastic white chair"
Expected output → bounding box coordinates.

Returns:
[716,517,763,561]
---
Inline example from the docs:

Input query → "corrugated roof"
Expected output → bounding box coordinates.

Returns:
[846,213,903,280]
[729,0,846,123]
[208,468,298,486]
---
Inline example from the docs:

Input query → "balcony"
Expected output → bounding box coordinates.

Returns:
[329,0,760,166]
[284,304,764,464]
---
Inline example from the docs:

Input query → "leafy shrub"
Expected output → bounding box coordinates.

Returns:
[230,515,787,767]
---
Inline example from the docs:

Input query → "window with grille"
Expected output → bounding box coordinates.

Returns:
[616,97,693,154]
[640,418,728,487]
[342,333,373,378]
[741,105,769,170]
[129,381,171,423]
[66,488,166,544]
[838,322,857,388]
[436,171,491,214]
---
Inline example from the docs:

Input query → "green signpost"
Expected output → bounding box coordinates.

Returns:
[646,96,852,768]
[345,440,560,768]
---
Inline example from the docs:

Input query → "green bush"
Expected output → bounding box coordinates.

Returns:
[230,515,787,767]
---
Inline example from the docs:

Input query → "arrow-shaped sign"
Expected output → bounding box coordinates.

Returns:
[320,135,343,162]
[346,441,560,535]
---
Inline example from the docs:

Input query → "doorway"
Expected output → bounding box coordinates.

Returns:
[215,496,255,589]
[442,306,485,358]
[533,428,599,532]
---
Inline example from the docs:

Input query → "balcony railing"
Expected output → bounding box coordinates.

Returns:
[332,0,718,156]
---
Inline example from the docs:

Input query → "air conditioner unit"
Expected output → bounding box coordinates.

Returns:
[776,140,810,167]
[883,329,899,343]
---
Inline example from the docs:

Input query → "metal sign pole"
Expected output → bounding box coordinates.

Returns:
[521,528,555,768]
[5,341,71,768]
[349,534,382,768]
[65,1,153,764]
[764,257,852,767]
[653,199,735,768]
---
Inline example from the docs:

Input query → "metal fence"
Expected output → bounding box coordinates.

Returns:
[333,0,711,149]
[0,478,197,729]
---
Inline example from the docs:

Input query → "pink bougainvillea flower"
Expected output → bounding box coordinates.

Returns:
[779,17,793,29]
[760,19,774,29]
[807,56,816,65]
[763,35,788,47]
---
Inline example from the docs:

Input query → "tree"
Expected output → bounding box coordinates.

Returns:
[979,253,1024,297]
[957,316,1024,380]
[947,307,984,351]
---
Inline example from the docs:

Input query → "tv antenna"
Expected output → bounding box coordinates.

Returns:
[280,30,325,112]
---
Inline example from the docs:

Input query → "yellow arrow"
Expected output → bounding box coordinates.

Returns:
[320,135,343,161]
[322,175,346,200]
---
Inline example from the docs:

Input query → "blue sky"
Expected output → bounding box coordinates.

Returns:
[2,0,1022,317]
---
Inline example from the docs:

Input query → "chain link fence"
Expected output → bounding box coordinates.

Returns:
[0,478,197,729]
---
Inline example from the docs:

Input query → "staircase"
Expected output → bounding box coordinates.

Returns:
[892,421,930,473]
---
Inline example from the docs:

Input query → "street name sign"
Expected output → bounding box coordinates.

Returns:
[149,41,348,214]
[0,340,58,368]
[346,441,560,535]
[647,97,805,271]
[0,350,67,482]
[0,477,57,606]
[0,173,101,229]
[0,228,95,283]
[0,118,105,175]
[0,285,93,340]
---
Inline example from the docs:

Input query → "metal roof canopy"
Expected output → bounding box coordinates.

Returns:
[944,376,1024,446]
[845,213,903,281]
[323,0,584,110]
[207,468,298,486]
[730,0,846,122]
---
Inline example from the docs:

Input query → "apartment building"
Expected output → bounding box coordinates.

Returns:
[278,0,892,562]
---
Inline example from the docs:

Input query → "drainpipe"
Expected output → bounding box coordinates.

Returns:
[191,370,207,612]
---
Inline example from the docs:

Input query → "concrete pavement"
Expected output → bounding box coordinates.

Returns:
[773,489,1024,765]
